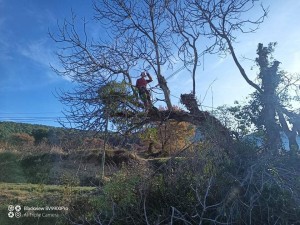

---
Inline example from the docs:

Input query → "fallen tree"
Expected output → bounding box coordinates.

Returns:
[111,93,233,151]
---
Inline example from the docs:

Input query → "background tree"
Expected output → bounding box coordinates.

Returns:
[215,43,300,152]
[140,106,195,156]
[157,120,195,156]
[213,102,253,139]
[252,43,282,150]
[186,1,300,152]
[248,43,300,152]
[31,128,49,145]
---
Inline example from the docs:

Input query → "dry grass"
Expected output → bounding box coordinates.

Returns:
[0,182,96,203]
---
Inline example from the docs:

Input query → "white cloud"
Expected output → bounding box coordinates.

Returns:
[0,17,13,61]
[18,39,71,82]
[19,39,53,67]
[211,57,227,69]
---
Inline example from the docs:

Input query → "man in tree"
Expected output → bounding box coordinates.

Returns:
[136,72,153,109]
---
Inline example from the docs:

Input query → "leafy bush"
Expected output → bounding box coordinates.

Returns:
[31,128,49,144]
[66,162,148,224]
[0,152,27,183]
[140,106,195,156]
[20,153,61,184]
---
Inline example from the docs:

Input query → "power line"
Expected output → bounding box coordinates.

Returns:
[0,114,66,125]
[0,112,62,115]
[0,117,62,120]
[165,65,186,81]
[0,112,64,122]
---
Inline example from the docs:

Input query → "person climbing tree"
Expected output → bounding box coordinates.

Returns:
[136,72,153,109]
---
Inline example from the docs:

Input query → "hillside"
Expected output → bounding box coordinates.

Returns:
[0,121,99,150]
[0,121,52,139]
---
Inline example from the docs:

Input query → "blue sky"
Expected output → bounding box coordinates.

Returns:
[0,0,93,126]
[1,0,300,127]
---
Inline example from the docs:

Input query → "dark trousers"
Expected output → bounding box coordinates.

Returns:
[138,87,151,107]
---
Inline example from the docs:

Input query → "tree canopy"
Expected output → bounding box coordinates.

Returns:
[52,0,266,125]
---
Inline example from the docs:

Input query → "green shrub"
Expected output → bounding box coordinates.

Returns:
[0,152,27,183]
[20,153,60,184]
[31,128,49,144]
[103,172,140,208]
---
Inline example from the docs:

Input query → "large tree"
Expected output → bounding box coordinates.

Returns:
[51,0,267,150]
[245,43,300,152]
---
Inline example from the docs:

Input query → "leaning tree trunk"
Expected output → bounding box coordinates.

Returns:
[257,45,281,153]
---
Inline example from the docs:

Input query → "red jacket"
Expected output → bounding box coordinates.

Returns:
[136,77,152,89]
